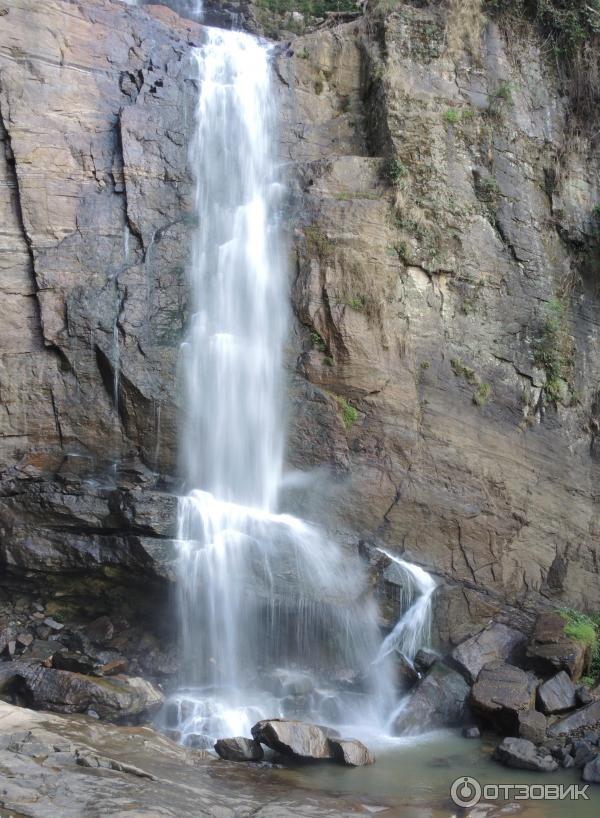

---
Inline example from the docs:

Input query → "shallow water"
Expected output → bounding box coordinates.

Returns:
[274,730,598,817]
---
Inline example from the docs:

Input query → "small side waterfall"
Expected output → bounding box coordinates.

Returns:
[165,26,438,748]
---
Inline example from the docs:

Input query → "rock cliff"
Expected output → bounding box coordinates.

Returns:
[0,0,599,663]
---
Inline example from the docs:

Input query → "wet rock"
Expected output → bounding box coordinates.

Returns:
[493,737,558,772]
[583,756,600,783]
[52,652,97,675]
[452,623,527,684]
[537,671,577,714]
[328,737,374,766]
[390,650,419,693]
[392,661,470,735]
[414,648,438,674]
[0,662,163,721]
[86,616,114,645]
[470,662,537,731]
[16,633,33,648]
[21,640,61,664]
[214,736,264,762]
[43,617,63,631]
[526,613,590,681]
[576,685,594,706]
[462,726,481,739]
[547,701,600,739]
[96,658,128,676]
[251,719,336,761]
[517,710,547,744]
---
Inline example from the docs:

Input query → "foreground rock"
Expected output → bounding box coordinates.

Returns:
[517,710,547,744]
[583,756,600,783]
[250,719,374,766]
[547,700,600,738]
[392,662,470,734]
[0,662,163,722]
[527,613,590,681]
[470,662,537,731]
[537,671,577,714]
[0,702,367,817]
[494,738,558,772]
[214,736,264,762]
[451,623,526,684]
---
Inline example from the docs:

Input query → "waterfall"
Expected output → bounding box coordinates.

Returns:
[169,28,394,747]
[375,549,436,662]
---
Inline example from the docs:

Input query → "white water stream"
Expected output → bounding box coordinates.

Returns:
[165,25,436,748]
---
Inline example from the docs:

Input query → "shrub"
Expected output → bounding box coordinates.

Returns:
[533,298,575,405]
[381,157,408,186]
[336,396,358,429]
[473,382,491,406]
[559,608,600,680]
[310,330,326,352]
[443,108,461,124]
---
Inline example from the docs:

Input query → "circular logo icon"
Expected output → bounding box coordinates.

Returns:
[450,776,482,808]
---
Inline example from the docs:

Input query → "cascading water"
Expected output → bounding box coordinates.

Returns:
[166,25,437,749]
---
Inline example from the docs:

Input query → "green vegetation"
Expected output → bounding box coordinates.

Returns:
[256,0,357,18]
[346,295,366,311]
[304,225,335,260]
[443,108,461,124]
[335,396,359,429]
[451,357,478,385]
[473,382,491,406]
[494,80,513,102]
[298,47,310,59]
[486,0,600,119]
[324,355,334,367]
[310,330,326,352]
[381,157,408,186]
[559,608,600,682]
[533,298,575,405]
[420,360,430,369]
[314,77,324,95]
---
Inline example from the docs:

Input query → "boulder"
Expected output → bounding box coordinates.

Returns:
[462,726,481,739]
[392,661,470,735]
[576,685,594,706]
[214,737,264,762]
[86,617,114,645]
[0,662,163,722]
[251,720,335,761]
[414,648,438,674]
[537,671,577,714]
[582,756,600,784]
[517,710,547,744]
[391,650,419,693]
[526,613,590,681]
[571,739,596,768]
[547,700,600,738]
[328,737,374,767]
[470,662,537,731]
[452,623,527,684]
[493,737,558,772]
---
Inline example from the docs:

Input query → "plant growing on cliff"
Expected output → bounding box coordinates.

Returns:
[559,608,600,681]
[310,330,326,352]
[381,157,408,186]
[335,396,359,429]
[443,108,461,124]
[533,299,575,405]
[473,382,491,406]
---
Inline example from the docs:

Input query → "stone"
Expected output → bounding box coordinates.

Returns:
[214,737,264,762]
[537,671,577,714]
[517,710,547,744]
[414,648,438,674]
[470,662,537,731]
[462,726,481,739]
[16,633,33,647]
[452,623,527,684]
[0,662,163,722]
[392,662,470,735]
[576,685,594,706]
[526,613,590,681]
[327,737,374,766]
[52,652,97,675]
[493,737,558,772]
[390,650,419,693]
[571,739,596,768]
[582,756,600,783]
[96,658,128,676]
[547,701,600,738]
[43,617,63,631]
[21,640,61,664]
[251,719,334,761]
[86,616,114,645]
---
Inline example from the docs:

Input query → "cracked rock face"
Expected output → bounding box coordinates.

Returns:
[0,0,599,663]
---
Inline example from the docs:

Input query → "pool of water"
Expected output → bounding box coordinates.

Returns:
[271,730,597,817]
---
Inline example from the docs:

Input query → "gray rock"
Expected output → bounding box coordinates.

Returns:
[582,756,600,783]
[414,648,438,674]
[462,726,481,739]
[572,739,596,768]
[547,701,600,738]
[251,719,334,761]
[537,671,577,714]
[493,737,558,772]
[452,623,527,683]
[328,737,374,766]
[576,685,594,706]
[518,710,547,744]
[214,737,264,762]
[470,662,537,731]
[392,661,470,735]
[527,613,590,681]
